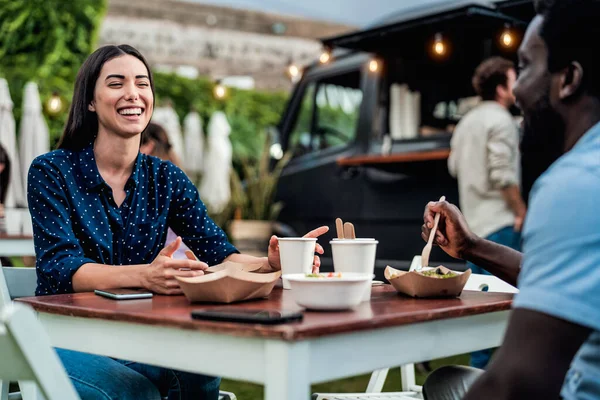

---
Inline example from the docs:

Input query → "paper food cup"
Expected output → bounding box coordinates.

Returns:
[278,238,317,289]
[330,239,378,301]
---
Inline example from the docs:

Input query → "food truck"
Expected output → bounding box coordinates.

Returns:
[272,0,534,272]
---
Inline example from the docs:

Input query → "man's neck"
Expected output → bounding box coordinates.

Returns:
[563,98,600,152]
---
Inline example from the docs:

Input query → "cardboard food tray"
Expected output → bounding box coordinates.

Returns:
[384,265,471,298]
[176,261,281,303]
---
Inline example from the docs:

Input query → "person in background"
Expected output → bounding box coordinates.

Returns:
[447,56,526,369]
[0,144,11,266]
[141,121,182,167]
[140,122,189,259]
[27,44,328,400]
[423,0,600,397]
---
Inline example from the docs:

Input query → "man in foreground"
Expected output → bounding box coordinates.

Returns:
[422,0,600,398]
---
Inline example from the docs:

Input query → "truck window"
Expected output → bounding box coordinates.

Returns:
[288,70,363,158]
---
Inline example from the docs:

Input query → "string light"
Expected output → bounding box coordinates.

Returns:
[213,81,226,99]
[433,33,446,56]
[369,59,379,73]
[319,48,331,64]
[46,92,63,116]
[500,25,515,48]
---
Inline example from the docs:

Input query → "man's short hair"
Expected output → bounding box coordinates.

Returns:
[472,57,515,101]
[540,0,600,98]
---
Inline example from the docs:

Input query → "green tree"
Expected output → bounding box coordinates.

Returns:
[0,0,108,146]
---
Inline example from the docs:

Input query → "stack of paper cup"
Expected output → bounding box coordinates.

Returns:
[278,238,317,289]
[330,239,378,301]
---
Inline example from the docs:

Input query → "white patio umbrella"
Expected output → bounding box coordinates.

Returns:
[152,104,185,167]
[183,110,204,175]
[0,78,25,208]
[199,111,232,214]
[19,82,50,206]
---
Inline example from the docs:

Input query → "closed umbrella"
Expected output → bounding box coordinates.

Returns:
[19,82,50,206]
[0,78,25,207]
[199,111,232,214]
[183,110,204,184]
[152,103,185,167]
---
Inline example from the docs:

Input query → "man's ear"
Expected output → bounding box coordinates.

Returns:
[559,62,584,100]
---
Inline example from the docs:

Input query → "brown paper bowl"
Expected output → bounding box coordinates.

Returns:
[176,261,281,303]
[384,265,471,298]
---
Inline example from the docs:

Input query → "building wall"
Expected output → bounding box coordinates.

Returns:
[98,0,355,90]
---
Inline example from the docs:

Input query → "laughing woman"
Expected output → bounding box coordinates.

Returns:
[27,44,327,400]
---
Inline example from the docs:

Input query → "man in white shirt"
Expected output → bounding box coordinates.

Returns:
[448,56,527,368]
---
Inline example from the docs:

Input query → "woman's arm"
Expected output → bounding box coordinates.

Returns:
[28,159,207,294]
[73,238,207,294]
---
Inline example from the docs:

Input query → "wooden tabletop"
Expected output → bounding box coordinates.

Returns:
[17,286,513,341]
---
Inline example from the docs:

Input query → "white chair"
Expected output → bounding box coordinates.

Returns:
[0,303,79,400]
[0,265,40,400]
[0,265,237,400]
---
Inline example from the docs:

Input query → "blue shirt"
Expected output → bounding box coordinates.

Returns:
[27,146,238,295]
[515,121,600,399]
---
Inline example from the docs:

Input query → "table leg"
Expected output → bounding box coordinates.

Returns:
[264,340,310,400]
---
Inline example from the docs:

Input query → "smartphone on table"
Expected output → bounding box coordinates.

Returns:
[191,308,303,325]
[94,288,153,300]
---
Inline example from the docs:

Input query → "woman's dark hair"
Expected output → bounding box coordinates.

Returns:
[0,144,11,204]
[540,0,600,99]
[141,122,172,157]
[57,44,154,151]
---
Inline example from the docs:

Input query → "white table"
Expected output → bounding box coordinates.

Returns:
[0,208,35,257]
[20,287,512,400]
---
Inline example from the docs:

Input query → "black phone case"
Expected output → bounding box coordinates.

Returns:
[191,309,303,325]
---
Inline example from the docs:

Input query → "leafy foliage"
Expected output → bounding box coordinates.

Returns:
[153,72,290,163]
[234,136,291,221]
[0,0,108,147]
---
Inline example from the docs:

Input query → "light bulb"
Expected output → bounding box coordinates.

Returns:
[214,84,226,99]
[46,93,63,115]
[319,51,331,64]
[369,59,379,72]
[288,64,299,78]
[501,31,513,47]
[433,33,446,56]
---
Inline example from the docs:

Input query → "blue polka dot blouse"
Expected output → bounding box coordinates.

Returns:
[27,146,238,295]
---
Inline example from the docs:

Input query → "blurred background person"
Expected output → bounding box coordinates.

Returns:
[0,143,11,267]
[447,56,526,369]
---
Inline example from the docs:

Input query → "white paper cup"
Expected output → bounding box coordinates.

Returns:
[278,238,317,289]
[330,239,378,301]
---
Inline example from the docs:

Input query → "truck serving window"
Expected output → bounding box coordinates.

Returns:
[288,70,363,158]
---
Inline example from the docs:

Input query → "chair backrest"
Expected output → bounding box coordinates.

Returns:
[2,267,37,299]
[0,303,79,400]
[463,273,519,293]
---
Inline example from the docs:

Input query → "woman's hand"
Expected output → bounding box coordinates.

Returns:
[267,226,329,273]
[142,237,208,294]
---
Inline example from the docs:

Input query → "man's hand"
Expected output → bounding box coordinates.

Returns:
[268,226,329,273]
[422,200,479,259]
[142,237,208,295]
